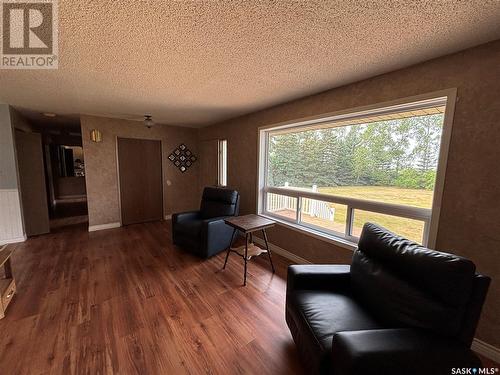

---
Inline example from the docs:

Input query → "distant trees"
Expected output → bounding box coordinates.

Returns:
[268,114,443,190]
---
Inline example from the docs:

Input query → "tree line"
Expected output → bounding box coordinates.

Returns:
[268,114,443,190]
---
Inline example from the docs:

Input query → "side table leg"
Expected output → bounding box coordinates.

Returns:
[223,228,237,270]
[262,229,275,273]
[243,233,248,286]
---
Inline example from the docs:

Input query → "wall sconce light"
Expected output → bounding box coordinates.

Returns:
[90,129,102,143]
[144,115,154,129]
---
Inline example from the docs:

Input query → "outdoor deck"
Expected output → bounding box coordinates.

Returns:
[270,208,347,235]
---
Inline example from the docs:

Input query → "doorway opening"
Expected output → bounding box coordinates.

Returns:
[13,110,88,233]
[46,143,88,229]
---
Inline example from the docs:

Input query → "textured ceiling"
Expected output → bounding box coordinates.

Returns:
[1,1,500,128]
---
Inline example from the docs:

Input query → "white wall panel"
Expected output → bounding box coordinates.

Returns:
[0,189,25,245]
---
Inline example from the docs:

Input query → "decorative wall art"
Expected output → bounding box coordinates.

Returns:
[168,144,197,173]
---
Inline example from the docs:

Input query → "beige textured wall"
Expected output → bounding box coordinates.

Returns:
[81,115,199,226]
[10,108,35,133]
[199,40,500,346]
[0,105,18,189]
[56,177,86,197]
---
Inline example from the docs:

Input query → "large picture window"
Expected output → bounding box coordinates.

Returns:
[258,94,454,247]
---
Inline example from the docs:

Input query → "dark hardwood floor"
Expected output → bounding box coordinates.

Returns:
[50,200,89,230]
[0,221,303,374]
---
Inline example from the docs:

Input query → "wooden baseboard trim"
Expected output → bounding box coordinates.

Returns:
[0,235,26,246]
[253,237,312,265]
[472,338,500,364]
[56,195,87,200]
[88,222,121,232]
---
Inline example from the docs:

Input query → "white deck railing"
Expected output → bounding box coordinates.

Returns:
[266,184,335,221]
[262,184,431,243]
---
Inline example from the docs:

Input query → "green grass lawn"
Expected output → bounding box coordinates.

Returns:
[317,186,434,208]
[312,186,434,243]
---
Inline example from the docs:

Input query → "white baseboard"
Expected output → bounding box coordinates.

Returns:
[0,235,26,246]
[164,215,172,220]
[472,338,500,363]
[253,237,312,264]
[88,222,121,232]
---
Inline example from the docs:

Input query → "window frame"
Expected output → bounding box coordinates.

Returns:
[257,89,457,249]
[217,139,227,187]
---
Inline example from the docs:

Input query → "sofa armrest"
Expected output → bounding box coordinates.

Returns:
[202,216,229,225]
[172,210,200,224]
[287,264,351,293]
[202,217,236,257]
[331,329,482,375]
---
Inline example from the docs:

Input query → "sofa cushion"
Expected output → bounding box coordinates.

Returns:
[352,223,477,338]
[331,329,483,375]
[200,187,238,219]
[352,251,468,337]
[291,290,384,350]
[357,223,476,307]
[174,219,203,237]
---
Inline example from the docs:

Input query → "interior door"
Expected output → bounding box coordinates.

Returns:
[199,139,219,189]
[117,138,163,226]
[15,130,50,236]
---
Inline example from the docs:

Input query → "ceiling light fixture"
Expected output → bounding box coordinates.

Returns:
[42,112,56,117]
[144,115,154,129]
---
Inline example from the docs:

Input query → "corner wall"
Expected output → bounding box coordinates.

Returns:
[198,40,500,347]
[0,105,24,244]
[80,115,200,228]
[0,105,19,190]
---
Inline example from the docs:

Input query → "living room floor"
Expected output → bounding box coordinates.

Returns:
[0,221,303,374]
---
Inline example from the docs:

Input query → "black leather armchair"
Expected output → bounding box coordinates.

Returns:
[286,223,490,375]
[172,187,240,258]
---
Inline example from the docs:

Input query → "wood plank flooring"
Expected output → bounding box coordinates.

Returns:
[0,221,303,374]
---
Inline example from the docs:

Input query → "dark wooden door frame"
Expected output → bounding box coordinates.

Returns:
[15,130,50,236]
[116,137,164,226]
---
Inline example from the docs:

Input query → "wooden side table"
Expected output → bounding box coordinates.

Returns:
[222,214,276,286]
[0,246,16,319]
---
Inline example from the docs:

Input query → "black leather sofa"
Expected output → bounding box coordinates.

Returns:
[172,187,240,258]
[286,223,490,375]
